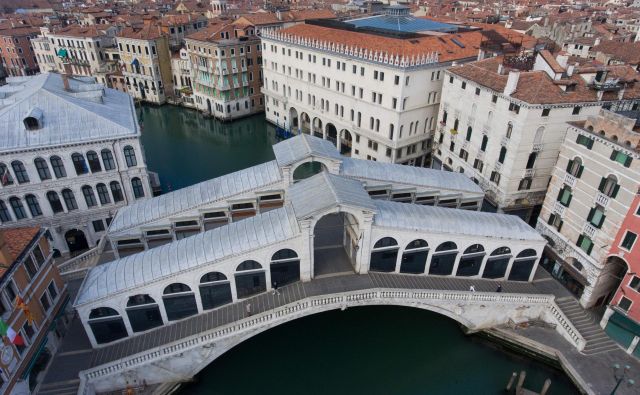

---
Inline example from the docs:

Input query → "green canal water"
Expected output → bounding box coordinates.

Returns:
[139,105,579,395]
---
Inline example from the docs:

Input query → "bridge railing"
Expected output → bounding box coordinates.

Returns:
[57,236,107,281]
[77,288,583,394]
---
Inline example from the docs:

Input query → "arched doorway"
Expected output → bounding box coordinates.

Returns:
[65,229,89,254]
[326,123,337,146]
[300,112,311,134]
[312,117,323,139]
[596,256,628,307]
[340,129,352,156]
[313,212,359,277]
[292,161,327,182]
[289,108,299,133]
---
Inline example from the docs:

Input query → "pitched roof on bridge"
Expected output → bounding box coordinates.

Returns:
[108,160,283,236]
[289,172,376,219]
[372,200,543,241]
[76,205,300,306]
[340,158,484,195]
[272,134,342,167]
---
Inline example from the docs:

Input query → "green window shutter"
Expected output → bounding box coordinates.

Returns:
[598,214,606,228]
[624,156,633,168]
[577,165,584,178]
[587,241,594,255]
[610,150,618,160]
[587,138,594,149]
[612,184,621,198]
[598,177,606,192]
[566,193,573,206]
[558,220,564,232]
[557,188,563,201]
[566,159,573,173]
[587,208,595,222]
[548,214,556,225]
[577,234,584,247]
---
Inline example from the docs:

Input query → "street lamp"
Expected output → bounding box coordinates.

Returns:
[611,364,635,395]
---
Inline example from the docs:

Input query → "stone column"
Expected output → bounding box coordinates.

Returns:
[477,255,490,279]
[299,220,313,281]
[504,257,516,281]
[450,253,463,277]
[355,213,374,274]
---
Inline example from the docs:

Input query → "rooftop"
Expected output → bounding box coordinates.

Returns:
[0,226,40,278]
[347,7,458,34]
[272,133,342,167]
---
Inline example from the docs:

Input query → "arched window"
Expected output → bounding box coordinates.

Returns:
[566,157,583,178]
[110,181,124,202]
[62,189,78,211]
[126,294,163,332]
[82,185,97,207]
[34,157,51,181]
[480,135,488,152]
[50,156,66,178]
[482,247,512,279]
[124,145,137,167]
[506,122,513,138]
[270,249,300,286]
[370,237,399,272]
[235,260,266,298]
[11,161,29,184]
[456,244,485,277]
[71,153,88,175]
[162,283,198,321]
[0,200,11,222]
[508,249,538,281]
[453,118,459,131]
[599,175,619,198]
[0,162,14,185]
[498,147,507,164]
[131,177,144,199]
[466,126,472,141]
[400,239,429,274]
[200,272,232,310]
[86,151,101,172]
[101,149,115,170]
[96,183,110,204]
[9,197,27,220]
[534,127,544,144]
[47,191,64,213]
[88,307,128,344]
[25,194,42,217]
[429,241,458,275]
[526,152,537,169]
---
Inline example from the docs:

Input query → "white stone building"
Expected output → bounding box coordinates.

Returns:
[0,73,152,256]
[260,21,487,166]
[73,134,545,348]
[536,109,640,308]
[434,50,640,220]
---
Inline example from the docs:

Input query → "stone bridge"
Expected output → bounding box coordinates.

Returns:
[76,272,584,394]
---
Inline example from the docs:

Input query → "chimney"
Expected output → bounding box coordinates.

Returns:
[62,62,72,91]
[504,71,520,96]
[556,54,568,69]
[497,63,504,75]
[567,62,578,76]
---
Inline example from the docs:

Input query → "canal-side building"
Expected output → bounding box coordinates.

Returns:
[74,134,545,348]
[116,25,174,104]
[436,51,640,220]
[185,21,264,120]
[0,26,40,77]
[171,48,195,108]
[536,110,640,309]
[0,73,152,256]
[0,226,68,395]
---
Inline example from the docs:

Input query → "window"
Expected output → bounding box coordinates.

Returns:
[110,181,124,202]
[0,163,13,185]
[124,146,137,167]
[587,205,606,228]
[475,87,480,95]
[101,149,115,170]
[577,234,594,255]
[24,256,37,278]
[47,191,63,213]
[618,296,632,311]
[34,157,51,180]
[572,106,581,115]
[557,186,572,207]
[132,177,144,198]
[621,231,637,251]
[629,276,640,292]
[518,177,532,190]
[548,213,563,231]
[576,134,594,149]
[40,292,51,312]
[490,171,501,185]
[498,147,507,163]
[394,75,399,85]
[86,151,101,172]
[0,200,10,222]
[480,136,488,151]
[62,189,78,211]
[32,244,45,266]
[50,156,66,178]
[72,153,88,175]
[506,122,513,138]
[11,161,29,184]
[525,152,537,169]
[566,157,584,178]
[508,102,520,114]
[82,185,97,207]
[598,175,619,198]
[610,150,633,167]
[492,94,497,103]
[542,108,550,116]
[92,219,105,232]
[9,197,26,220]
[25,194,41,217]
[466,127,472,141]
[473,159,483,172]
[96,183,110,204]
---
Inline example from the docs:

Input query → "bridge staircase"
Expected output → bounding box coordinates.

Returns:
[555,297,620,355]
[38,379,80,395]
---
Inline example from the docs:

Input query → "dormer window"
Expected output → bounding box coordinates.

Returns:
[23,107,43,130]
[24,117,39,130]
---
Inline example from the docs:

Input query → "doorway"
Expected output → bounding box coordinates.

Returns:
[313,212,359,277]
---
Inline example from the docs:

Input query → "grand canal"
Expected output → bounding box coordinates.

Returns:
[139,104,578,395]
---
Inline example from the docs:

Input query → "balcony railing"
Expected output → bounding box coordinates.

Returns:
[501,135,509,146]
[553,201,566,217]
[595,192,610,207]
[564,173,577,188]
[495,162,503,172]
[533,143,544,152]
[524,168,535,178]
[582,222,597,239]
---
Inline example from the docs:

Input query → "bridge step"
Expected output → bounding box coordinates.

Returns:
[583,343,622,355]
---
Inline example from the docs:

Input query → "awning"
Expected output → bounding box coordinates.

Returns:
[609,310,640,336]
[543,246,589,286]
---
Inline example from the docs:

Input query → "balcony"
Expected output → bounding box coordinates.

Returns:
[582,222,597,239]
[476,151,485,160]
[595,192,610,207]
[553,201,566,216]
[500,135,509,146]
[462,140,469,149]
[495,162,502,172]
[564,172,577,188]
[533,143,544,152]
[523,168,535,178]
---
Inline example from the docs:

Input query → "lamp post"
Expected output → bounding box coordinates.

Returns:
[611,364,635,395]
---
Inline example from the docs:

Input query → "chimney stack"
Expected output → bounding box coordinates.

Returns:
[62,62,72,91]
[504,71,520,96]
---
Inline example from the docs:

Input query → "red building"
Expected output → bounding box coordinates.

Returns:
[602,193,640,357]
[0,27,40,77]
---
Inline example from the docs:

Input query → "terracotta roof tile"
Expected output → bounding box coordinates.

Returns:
[0,226,40,278]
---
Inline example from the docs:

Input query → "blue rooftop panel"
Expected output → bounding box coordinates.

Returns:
[346,15,458,33]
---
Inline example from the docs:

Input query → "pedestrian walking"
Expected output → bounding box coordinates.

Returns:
[272,281,280,295]
[245,303,252,317]
[496,284,503,293]
[469,285,476,292]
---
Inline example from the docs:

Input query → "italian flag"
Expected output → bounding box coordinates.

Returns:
[0,319,24,346]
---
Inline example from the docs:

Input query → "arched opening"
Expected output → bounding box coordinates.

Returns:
[300,112,311,134]
[326,123,338,146]
[312,117,323,139]
[370,237,399,272]
[508,249,538,281]
[292,161,327,182]
[289,107,299,132]
[456,244,485,277]
[65,229,88,254]
[200,272,232,310]
[163,283,198,321]
[596,256,628,307]
[482,247,511,279]
[340,129,352,156]
[313,212,359,277]
[235,260,266,298]
[126,294,163,332]
[88,307,127,344]
[270,249,300,287]
[400,239,429,274]
[429,242,458,276]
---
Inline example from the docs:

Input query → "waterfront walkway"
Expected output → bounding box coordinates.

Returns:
[39,269,638,395]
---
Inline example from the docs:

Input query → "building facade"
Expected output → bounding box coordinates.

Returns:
[0,227,68,395]
[0,27,40,77]
[536,110,640,308]
[436,51,640,220]
[0,73,152,256]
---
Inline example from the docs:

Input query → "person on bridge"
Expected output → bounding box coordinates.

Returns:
[469,285,476,292]
[496,284,503,293]
[246,303,252,317]
[272,281,280,296]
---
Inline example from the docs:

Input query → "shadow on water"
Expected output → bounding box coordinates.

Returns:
[181,306,579,395]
